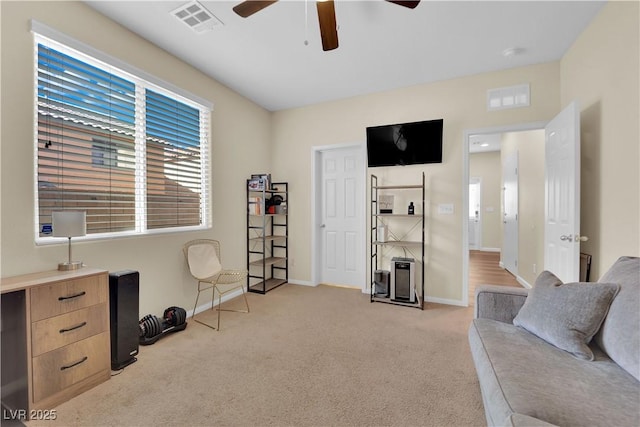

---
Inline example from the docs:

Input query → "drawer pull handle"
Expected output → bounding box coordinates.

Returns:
[58,291,86,301]
[60,356,88,371]
[59,321,87,334]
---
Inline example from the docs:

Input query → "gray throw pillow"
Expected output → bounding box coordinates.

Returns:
[513,270,620,360]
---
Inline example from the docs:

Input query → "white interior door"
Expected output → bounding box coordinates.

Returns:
[320,147,365,287]
[502,152,518,275]
[469,178,481,250]
[544,101,581,282]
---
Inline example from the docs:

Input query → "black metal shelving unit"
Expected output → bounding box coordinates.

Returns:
[370,172,425,309]
[246,181,288,294]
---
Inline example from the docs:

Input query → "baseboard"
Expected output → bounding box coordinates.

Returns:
[246,280,470,307]
[493,262,531,289]
[288,283,469,307]
[480,247,501,253]
[286,279,316,287]
[288,279,365,291]
[516,275,532,289]
[190,287,245,317]
[425,296,468,307]
[191,280,319,317]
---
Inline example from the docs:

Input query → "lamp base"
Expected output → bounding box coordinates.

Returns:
[58,261,83,271]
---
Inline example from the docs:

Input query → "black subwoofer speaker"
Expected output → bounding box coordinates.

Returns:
[109,270,139,370]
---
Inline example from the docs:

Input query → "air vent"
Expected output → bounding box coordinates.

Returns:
[487,84,530,111]
[172,1,223,33]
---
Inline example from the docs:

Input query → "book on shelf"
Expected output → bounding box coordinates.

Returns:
[248,197,264,215]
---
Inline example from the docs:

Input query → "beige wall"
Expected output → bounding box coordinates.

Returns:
[1,1,272,315]
[272,63,561,303]
[3,1,636,313]
[272,0,638,302]
[501,130,545,286]
[469,151,502,250]
[561,1,640,279]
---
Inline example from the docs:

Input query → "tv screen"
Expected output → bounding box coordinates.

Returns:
[366,119,443,167]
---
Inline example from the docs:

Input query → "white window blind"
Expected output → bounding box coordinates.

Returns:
[145,90,204,229]
[35,36,210,240]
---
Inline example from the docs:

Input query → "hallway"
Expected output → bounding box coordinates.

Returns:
[469,250,522,306]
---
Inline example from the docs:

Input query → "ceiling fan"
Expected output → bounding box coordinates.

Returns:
[232,0,421,51]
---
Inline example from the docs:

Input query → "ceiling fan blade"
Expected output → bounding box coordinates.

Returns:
[317,0,338,51]
[233,1,278,18]
[385,1,420,9]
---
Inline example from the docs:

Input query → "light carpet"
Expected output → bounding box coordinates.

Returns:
[28,284,485,426]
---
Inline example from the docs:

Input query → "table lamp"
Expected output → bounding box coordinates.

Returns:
[52,211,86,271]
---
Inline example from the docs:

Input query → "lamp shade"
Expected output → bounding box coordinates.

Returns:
[52,211,86,238]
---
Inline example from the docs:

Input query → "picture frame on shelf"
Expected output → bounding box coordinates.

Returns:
[379,194,394,214]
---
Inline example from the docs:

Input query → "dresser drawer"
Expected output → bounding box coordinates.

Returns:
[32,332,109,403]
[31,303,109,357]
[30,274,107,322]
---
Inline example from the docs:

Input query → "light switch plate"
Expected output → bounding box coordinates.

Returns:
[438,203,454,214]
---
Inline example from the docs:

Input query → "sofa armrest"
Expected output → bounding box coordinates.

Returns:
[474,285,529,323]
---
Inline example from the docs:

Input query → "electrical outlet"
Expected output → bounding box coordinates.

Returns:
[532,263,537,274]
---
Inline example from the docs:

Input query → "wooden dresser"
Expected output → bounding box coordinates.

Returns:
[1,268,110,415]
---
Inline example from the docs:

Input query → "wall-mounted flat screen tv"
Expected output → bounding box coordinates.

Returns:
[366,119,443,167]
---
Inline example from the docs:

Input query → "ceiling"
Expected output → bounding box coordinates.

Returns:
[469,133,501,154]
[85,0,606,112]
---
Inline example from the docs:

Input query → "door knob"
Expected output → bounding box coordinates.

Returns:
[320,224,326,228]
[560,235,572,241]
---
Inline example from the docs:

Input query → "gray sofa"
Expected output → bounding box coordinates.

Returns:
[468,256,640,426]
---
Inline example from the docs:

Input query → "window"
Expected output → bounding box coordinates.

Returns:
[35,35,211,240]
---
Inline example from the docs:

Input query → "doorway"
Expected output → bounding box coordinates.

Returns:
[463,122,546,306]
[312,143,367,290]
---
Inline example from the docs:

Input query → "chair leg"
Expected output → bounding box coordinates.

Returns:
[213,285,250,331]
[241,286,250,313]
[191,283,217,330]
[192,288,201,320]
[217,290,222,330]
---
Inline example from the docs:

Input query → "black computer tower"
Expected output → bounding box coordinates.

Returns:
[109,270,139,370]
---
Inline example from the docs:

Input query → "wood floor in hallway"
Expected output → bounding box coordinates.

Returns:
[469,250,522,306]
